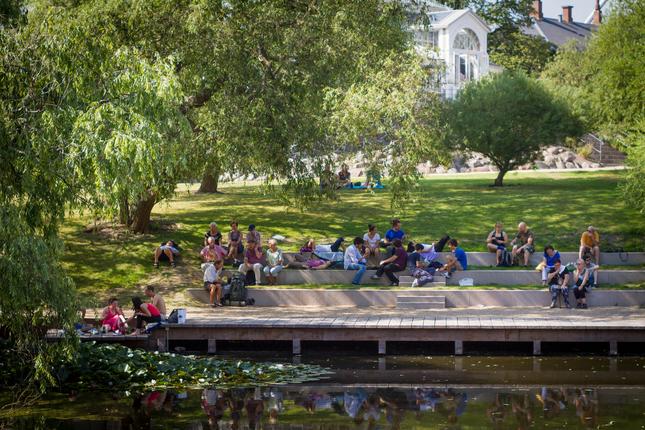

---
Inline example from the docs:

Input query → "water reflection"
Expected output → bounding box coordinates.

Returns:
[6,384,645,429]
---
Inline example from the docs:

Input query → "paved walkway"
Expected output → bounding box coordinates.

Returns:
[178,305,645,329]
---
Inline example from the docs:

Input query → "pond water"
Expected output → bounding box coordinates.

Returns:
[3,355,645,429]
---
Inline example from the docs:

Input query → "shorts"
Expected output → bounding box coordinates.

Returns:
[204,281,220,290]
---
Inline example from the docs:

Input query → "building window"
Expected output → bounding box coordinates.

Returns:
[454,54,479,83]
[453,28,480,51]
[414,30,438,48]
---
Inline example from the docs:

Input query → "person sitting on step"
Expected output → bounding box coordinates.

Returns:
[263,239,284,286]
[546,259,571,309]
[363,224,381,262]
[408,247,436,288]
[438,239,468,278]
[144,285,167,320]
[226,221,244,264]
[128,296,162,335]
[540,245,561,286]
[154,240,179,268]
[238,239,264,286]
[344,237,367,286]
[381,218,406,248]
[486,222,508,266]
[510,222,535,266]
[573,258,593,309]
[371,239,407,286]
[583,253,599,288]
[202,259,224,307]
[204,222,222,246]
[246,224,262,248]
[201,236,227,262]
[579,226,600,265]
[100,297,126,333]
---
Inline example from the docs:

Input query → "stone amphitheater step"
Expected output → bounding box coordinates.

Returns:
[396,294,446,309]
[448,269,645,286]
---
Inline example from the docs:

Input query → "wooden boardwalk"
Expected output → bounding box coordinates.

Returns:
[146,306,645,356]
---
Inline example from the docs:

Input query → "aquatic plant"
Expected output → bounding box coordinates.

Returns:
[50,342,330,392]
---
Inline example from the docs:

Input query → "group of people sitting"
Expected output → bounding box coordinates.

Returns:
[152,217,603,309]
[100,286,167,335]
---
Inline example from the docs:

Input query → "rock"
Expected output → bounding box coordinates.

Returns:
[564,152,576,162]
[534,161,550,169]
[581,162,590,169]
[555,160,566,169]
[543,155,556,167]
[472,166,490,172]
[590,163,600,168]
[565,162,576,169]
[435,166,446,174]
[448,168,458,174]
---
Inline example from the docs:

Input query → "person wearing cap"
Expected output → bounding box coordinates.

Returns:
[579,226,600,264]
[246,224,262,247]
[204,222,222,246]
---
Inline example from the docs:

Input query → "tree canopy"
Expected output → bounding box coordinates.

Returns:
[445,71,582,186]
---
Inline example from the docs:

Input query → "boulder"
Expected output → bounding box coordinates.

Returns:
[581,162,590,169]
[435,166,446,174]
[534,161,550,169]
[565,162,576,169]
[555,160,566,169]
[564,152,577,162]
[448,168,458,174]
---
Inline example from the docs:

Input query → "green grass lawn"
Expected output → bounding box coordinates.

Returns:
[61,170,645,298]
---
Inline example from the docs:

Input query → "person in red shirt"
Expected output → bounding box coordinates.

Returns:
[129,296,161,335]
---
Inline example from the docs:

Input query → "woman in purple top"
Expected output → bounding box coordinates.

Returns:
[371,239,408,286]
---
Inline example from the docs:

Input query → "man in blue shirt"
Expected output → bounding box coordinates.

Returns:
[440,239,467,278]
[541,245,561,286]
[382,218,406,247]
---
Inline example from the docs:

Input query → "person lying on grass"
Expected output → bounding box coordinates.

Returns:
[154,240,179,268]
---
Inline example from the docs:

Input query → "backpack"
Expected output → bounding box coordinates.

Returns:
[229,273,248,303]
[166,309,178,323]
[499,249,513,267]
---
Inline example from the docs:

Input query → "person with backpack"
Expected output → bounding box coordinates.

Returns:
[486,222,509,267]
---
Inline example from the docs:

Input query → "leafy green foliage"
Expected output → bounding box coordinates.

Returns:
[445,71,583,186]
[621,139,645,214]
[541,0,644,211]
[324,52,448,209]
[488,30,555,75]
[50,343,330,392]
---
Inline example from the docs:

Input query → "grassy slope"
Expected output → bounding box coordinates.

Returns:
[61,170,645,297]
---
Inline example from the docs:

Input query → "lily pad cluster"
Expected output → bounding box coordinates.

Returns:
[53,342,330,392]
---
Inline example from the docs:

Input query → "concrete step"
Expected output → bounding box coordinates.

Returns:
[396,301,445,309]
[448,269,645,286]
[396,295,445,303]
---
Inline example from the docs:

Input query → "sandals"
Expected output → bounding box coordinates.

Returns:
[170,261,176,268]
[153,262,159,268]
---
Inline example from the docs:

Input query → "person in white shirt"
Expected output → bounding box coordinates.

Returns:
[363,224,381,261]
[344,237,367,285]
[202,260,224,307]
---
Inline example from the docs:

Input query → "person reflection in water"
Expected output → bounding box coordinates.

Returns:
[574,389,598,428]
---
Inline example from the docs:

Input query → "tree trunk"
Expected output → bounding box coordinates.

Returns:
[118,196,131,225]
[493,169,507,187]
[198,164,221,193]
[129,193,157,233]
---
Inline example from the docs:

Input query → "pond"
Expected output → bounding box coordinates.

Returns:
[3,354,645,429]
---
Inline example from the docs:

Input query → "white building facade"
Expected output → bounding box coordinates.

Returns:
[406,2,491,98]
